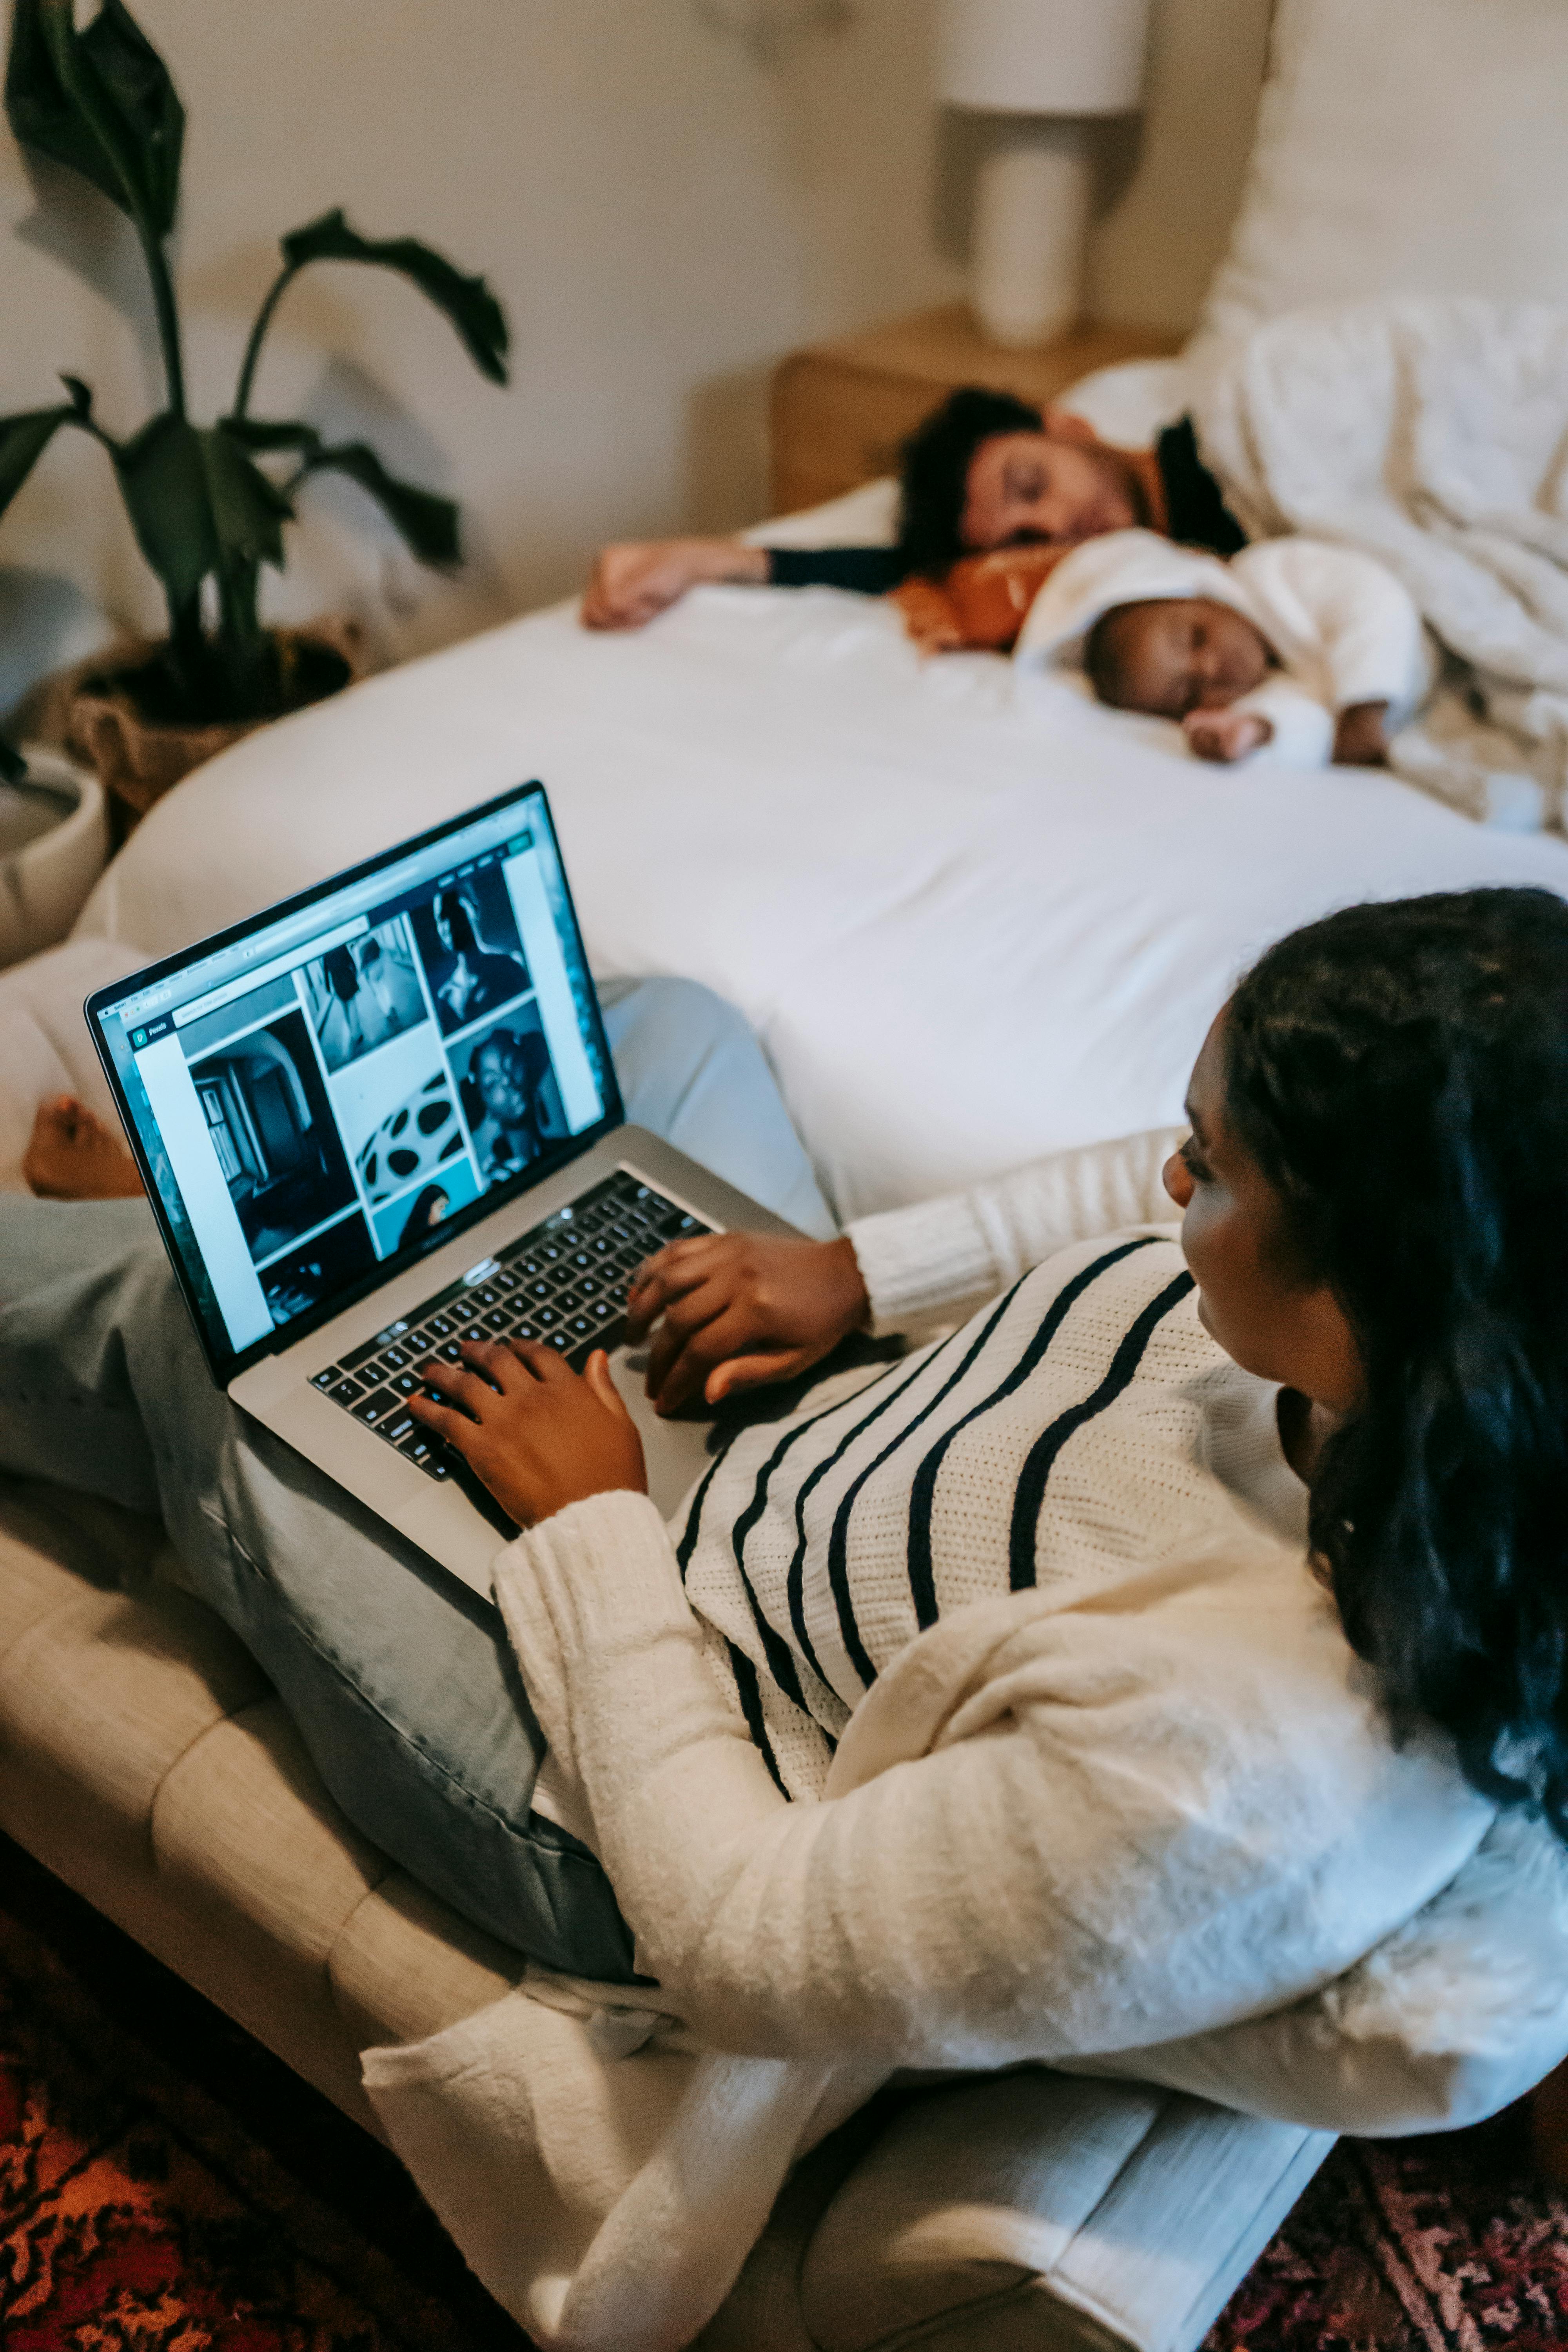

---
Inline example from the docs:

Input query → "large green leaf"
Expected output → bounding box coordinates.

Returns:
[299,439,460,565]
[0,399,82,519]
[6,0,184,240]
[116,415,293,604]
[278,209,509,384]
[224,415,461,566]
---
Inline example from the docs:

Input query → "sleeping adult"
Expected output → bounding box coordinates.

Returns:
[580,385,1246,630]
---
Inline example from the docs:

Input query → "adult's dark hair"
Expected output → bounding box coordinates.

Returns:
[1224,887,1568,1833]
[896,387,1044,576]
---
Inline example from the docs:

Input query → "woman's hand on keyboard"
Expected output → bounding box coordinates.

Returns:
[410,1339,646,1526]
[624,1233,870,1416]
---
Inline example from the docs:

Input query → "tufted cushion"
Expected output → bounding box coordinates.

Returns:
[801,2074,1329,2352]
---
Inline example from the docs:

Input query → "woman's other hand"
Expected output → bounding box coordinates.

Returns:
[409,1340,646,1527]
[580,537,770,630]
[625,1233,871,1415]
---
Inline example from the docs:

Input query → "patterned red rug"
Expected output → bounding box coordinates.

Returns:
[2,1829,1567,2349]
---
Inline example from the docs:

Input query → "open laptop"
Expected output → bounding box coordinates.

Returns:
[87,782,798,1599]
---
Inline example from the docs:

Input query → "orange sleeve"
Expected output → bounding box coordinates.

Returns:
[895,547,1068,653]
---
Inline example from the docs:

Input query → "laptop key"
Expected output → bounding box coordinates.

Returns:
[312,1366,341,1389]
[483,1310,511,1332]
[354,1390,398,1427]
[327,1377,364,1405]
[392,1371,422,1396]
[381,1410,418,1447]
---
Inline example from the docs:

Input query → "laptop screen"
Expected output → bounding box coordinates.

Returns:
[88,784,622,1381]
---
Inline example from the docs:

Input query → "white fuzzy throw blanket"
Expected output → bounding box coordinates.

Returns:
[1191,299,1568,829]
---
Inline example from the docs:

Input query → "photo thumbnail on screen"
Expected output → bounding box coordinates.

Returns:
[299,914,427,1073]
[452,1003,568,1184]
[260,1212,376,1329]
[409,867,532,1038]
[187,1007,357,1266]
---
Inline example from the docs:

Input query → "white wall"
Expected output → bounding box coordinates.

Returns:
[0,0,1268,713]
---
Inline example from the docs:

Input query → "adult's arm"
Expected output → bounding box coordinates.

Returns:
[845,1122,1185,1335]
[628,1125,1187,1409]
[627,1125,1185,1410]
[763,545,910,593]
[491,1489,1155,2065]
[582,538,909,629]
[494,1484,1476,2067]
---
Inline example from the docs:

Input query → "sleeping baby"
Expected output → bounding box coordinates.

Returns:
[1011,530,1434,767]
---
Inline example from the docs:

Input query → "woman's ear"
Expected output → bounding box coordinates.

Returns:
[1041,405,1100,448]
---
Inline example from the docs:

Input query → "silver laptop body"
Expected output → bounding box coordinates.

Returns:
[87,783,796,1601]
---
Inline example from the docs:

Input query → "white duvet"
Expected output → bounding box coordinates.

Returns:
[72,478,1568,1222]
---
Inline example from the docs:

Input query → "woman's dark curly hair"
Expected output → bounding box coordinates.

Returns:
[1225,887,1568,1832]
[895,387,1044,577]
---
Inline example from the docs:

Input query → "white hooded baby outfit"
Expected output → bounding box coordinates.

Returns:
[1014,528,1434,764]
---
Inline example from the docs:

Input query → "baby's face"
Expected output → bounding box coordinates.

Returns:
[1096,597,1272,719]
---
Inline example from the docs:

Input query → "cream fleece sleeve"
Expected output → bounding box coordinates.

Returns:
[842,1124,1183,1336]
[492,1493,1484,2073]
[491,1490,1113,2068]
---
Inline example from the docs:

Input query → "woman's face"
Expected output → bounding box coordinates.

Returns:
[1163,1010,1362,1412]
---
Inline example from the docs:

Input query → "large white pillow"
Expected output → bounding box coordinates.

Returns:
[1197,0,1568,354]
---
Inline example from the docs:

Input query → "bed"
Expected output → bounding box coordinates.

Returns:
[69,452,1568,1224]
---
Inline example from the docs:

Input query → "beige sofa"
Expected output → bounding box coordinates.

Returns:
[0,1474,1332,2352]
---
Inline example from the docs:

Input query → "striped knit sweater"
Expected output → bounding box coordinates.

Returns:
[489,1138,1490,2062]
[675,1229,1306,1804]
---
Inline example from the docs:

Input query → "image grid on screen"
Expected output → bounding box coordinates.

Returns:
[102,798,610,1358]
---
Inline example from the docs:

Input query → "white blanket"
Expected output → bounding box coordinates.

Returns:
[1192,299,1568,828]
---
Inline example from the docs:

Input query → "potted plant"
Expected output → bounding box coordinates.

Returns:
[0,0,510,821]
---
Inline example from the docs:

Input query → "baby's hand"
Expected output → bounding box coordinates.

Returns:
[1183,708,1273,763]
[1332,701,1390,766]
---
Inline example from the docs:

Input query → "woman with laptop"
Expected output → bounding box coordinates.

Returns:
[4,891,1566,2245]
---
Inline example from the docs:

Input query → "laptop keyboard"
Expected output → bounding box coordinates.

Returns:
[308,1169,713,1509]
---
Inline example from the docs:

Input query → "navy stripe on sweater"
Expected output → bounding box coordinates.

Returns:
[902,1238,1160,1638]
[1007,1270,1195,1591]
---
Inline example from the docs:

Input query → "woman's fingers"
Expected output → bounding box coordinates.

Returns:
[643,1276,733,1404]
[407,1390,472,1448]
[624,1237,722,1339]
[647,1303,767,1415]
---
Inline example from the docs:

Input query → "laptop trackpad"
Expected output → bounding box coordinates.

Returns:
[609,1345,715,1519]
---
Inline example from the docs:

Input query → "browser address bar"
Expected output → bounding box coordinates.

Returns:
[172,916,369,1029]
